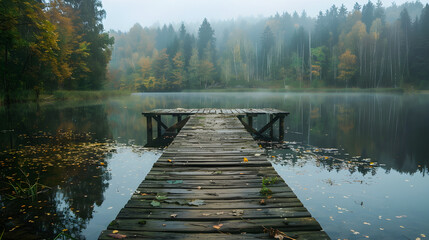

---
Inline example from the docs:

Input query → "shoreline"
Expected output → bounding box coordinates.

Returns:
[3,88,429,105]
[0,90,131,106]
[182,87,409,93]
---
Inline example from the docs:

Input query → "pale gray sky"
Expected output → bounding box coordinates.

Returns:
[101,0,419,31]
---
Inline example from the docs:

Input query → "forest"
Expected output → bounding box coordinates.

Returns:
[0,0,113,103]
[1,1,429,97]
[109,1,429,91]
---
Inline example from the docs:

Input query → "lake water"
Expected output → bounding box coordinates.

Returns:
[0,92,428,239]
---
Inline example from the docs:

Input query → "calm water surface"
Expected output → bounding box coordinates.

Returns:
[0,92,428,239]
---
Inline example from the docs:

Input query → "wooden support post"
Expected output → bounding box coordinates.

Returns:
[248,115,253,129]
[156,115,162,137]
[147,116,153,144]
[279,115,285,142]
[270,115,274,139]
[177,115,182,133]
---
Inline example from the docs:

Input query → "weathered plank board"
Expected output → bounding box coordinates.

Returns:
[98,114,329,239]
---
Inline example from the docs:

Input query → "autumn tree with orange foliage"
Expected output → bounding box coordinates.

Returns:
[338,50,357,87]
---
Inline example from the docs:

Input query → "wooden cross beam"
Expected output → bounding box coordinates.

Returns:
[238,114,285,142]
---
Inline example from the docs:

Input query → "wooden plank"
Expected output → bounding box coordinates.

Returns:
[125,198,304,209]
[99,230,330,240]
[117,208,311,220]
[106,218,322,233]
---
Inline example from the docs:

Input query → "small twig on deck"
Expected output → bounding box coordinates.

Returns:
[263,226,297,240]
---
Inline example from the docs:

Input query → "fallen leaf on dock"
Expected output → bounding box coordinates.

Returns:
[243,157,248,162]
[166,180,183,184]
[108,233,127,239]
[170,214,177,218]
[156,195,168,201]
[112,230,119,233]
[213,224,223,230]
[151,200,161,207]
[188,200,205,206]
[259,199,266,205]
[232,210,244,216]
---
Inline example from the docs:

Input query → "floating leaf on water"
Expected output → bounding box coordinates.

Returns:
[421,234,426,237]
[151,200,161,207]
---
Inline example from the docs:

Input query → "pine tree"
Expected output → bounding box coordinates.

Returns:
[197,18,215,60]
[362,1,375,32]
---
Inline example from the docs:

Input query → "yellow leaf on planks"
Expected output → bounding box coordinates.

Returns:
[213,224,223,230]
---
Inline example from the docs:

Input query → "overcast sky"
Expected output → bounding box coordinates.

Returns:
[101,0,420,31]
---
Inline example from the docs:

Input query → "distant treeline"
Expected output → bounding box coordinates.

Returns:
[109,1,429,91]
[0,0,113,103]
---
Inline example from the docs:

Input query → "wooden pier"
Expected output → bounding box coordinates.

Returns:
[99,109,329,239]
[142,108,289,147]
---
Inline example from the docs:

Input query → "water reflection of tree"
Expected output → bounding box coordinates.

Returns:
[284,94,429,175]
[0,103,113,239]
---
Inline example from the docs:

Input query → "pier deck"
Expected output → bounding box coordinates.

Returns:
[99,110,329,239]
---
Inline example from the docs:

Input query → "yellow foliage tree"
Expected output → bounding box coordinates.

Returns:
[338,50,357,87]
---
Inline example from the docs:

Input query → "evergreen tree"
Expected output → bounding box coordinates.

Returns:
[183,33,195,71]
[362,1,375,32]
[374,0,386,23]
[197,18,215,60]
[354,2,362,12]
